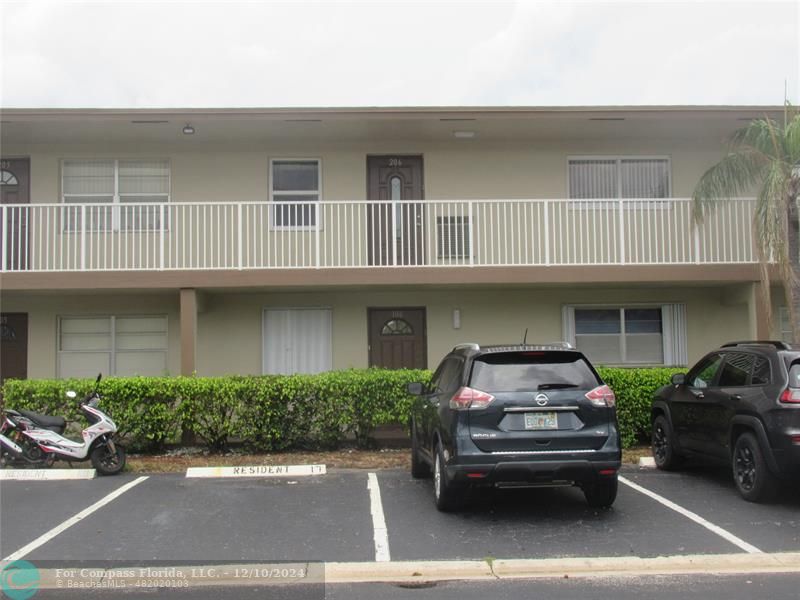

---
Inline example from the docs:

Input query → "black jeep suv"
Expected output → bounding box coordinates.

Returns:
[407,343,621,511]
[652,341,800,502]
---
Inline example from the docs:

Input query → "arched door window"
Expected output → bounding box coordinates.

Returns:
[381,318,414,336]
[0,170,18,186]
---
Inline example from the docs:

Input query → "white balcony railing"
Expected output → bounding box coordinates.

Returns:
[0,198,756,272]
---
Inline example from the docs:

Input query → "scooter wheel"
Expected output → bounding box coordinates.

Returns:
[90,444,126,475]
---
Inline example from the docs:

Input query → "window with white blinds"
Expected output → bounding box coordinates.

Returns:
[270,159,320,228]
[262,308,332,374]
[568,157,671,199]
[61,159,170,230]
[562,304,687,366]
[58,315,168,378]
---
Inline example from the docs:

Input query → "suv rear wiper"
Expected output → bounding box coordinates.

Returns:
[537,383,580,390]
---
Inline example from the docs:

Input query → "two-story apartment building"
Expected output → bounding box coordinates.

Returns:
[0,106,784,382]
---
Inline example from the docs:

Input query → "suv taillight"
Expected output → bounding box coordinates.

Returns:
[450,386,495,410]
[780,389,800,404]
[585,384,616,408]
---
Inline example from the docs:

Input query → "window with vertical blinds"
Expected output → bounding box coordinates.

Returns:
[61,159,170,230]
[568,157,671,199]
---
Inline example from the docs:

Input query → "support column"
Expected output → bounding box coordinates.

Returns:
[180,288,197,376]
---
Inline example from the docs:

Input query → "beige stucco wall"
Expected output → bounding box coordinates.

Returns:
[0,293,181,379]
[9,137,726,206]
[1,284,752,379]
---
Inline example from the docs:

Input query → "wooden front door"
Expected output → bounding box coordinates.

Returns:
[1,158,31,271]
[368,308,427,369]
[0,313,28,383]
[367,156,424,265]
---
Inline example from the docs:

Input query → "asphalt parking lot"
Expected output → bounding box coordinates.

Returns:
[2,463,800,567]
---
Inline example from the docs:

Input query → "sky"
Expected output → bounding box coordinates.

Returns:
[0,0,798,108]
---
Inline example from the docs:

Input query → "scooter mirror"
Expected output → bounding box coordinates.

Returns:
[66,390,77,399]
[95,373,102,384]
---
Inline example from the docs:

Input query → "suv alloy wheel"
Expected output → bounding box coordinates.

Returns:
[733,432,778,503]
[652,414,682,470]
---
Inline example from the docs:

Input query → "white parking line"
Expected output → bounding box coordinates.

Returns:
[2,476,149,562]
[367,472,391,562]
[618,475,762,554]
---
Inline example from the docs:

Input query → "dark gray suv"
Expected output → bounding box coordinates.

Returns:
[408,343,622,511]
[652,340,800,502]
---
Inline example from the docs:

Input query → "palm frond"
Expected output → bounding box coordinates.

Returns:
[752,161,792,269]
[692,150,767,223]
[729,118,786,161]
[784,113,800,166]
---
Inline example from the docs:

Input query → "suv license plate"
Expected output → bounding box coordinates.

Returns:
[524,412,558,430]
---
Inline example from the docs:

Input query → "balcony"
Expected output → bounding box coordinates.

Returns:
[0,198,756,273]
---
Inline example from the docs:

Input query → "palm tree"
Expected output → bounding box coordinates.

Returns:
[693,107,800,340]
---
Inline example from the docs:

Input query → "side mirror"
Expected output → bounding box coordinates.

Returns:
[407,382,425,396]
[66,390,77,399]
[671,373,686,386]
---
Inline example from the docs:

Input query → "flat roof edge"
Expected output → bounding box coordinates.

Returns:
[0,105,787,119]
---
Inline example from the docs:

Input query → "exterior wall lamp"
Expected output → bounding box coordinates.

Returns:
[453,308,461,329]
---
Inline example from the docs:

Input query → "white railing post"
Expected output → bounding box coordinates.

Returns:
[80,204,87,270]
[315,204,321,269]
[159,204,165,270]
[543,200,550,266]
[1,205,6,271]
[617,197,625,264]
[391,199,397,267]
[237,203,243,270]
[468,201,474,267]
[694,223,701,264]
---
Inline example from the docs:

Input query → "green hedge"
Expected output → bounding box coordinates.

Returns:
[597,367,683,448]
[0,367,680,451]
[0,370,429,452]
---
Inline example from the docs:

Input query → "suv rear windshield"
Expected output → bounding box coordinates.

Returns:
[469,351,601,392]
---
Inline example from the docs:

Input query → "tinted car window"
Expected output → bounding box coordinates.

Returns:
[689,353,723,388]
[718,353,755,387]
[751,356,771,385]
[469,351,600,392]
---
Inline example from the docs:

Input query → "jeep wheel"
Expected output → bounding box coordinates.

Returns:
[733,432,778,503]
[652,415,683,471]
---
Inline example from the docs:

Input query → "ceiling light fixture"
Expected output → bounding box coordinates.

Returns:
[182,124,195,135]
[453,131,476,139]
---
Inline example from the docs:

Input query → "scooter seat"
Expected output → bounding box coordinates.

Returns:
[18,410,66,433]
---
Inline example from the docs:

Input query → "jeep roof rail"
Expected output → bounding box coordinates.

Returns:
[720,340,793,350]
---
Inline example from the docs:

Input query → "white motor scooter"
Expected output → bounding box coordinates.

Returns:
[1,374,126,475]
